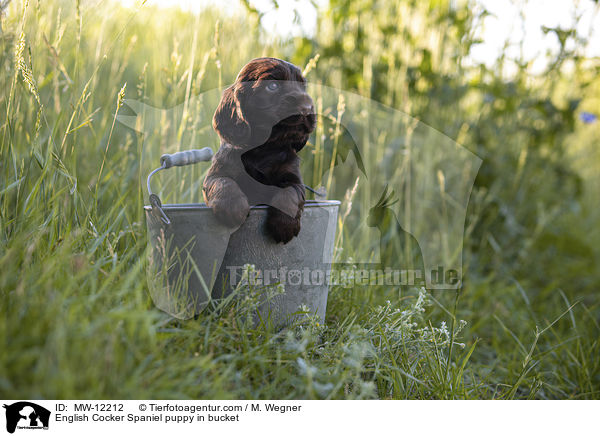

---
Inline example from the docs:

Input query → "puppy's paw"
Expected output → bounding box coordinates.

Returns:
[266,208,301,244]
[210,194,250,228]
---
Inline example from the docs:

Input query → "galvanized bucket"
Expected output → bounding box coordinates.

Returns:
[144,148,340,327]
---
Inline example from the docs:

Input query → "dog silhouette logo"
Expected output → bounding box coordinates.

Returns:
[3,402,50,433]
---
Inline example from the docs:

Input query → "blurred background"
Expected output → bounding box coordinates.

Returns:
[0,0,598,399]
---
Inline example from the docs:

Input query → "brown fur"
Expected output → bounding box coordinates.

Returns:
[203,58,315,243]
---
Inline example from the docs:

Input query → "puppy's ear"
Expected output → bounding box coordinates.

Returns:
[213,85,251,146]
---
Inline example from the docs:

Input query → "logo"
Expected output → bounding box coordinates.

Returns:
[123,82,481,318]
[3,402,50,433]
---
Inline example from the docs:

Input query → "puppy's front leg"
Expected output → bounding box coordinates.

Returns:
[203,176,250,228]
[267,183,305,244]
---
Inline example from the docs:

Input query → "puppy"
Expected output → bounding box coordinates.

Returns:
[203,58,316,243]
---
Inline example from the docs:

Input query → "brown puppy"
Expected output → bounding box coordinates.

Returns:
[203,58,315,243]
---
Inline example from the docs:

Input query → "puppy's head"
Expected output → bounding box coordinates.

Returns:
[213,57,315,150]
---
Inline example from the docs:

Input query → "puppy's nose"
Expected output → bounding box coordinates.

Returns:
[299,102,314,116]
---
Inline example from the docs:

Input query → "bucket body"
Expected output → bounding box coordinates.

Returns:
[145,200,340,326]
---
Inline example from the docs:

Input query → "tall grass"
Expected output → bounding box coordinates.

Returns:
[0,0,598,399]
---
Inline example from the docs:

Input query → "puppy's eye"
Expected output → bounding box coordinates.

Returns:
[266,82,280,91]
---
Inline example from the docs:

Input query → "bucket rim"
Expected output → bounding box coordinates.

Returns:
[143,199,341,211]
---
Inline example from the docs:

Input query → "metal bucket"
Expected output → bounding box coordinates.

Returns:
[144,148,340,327]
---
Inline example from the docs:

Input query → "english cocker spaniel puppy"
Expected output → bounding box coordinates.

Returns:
[203,58,316,243]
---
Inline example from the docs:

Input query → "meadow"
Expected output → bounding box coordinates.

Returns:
[1,0,599,399]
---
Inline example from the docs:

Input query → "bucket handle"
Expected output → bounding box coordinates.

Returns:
[146,147,214,225]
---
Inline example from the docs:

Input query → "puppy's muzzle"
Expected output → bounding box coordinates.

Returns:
[296,99,314,116]
[278,92,315,129]
[283,91,314,113]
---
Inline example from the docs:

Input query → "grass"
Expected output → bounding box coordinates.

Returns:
[0,0,599,399]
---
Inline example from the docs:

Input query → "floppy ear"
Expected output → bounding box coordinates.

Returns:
[212,85,251,146]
